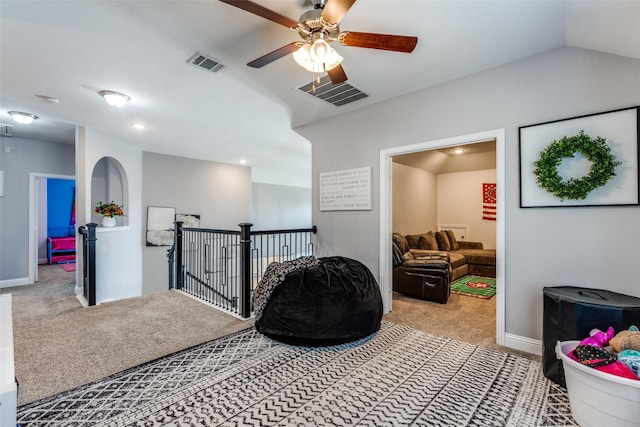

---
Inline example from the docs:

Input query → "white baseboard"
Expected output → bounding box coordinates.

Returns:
[0,277,30,289]
[504,333,542,356]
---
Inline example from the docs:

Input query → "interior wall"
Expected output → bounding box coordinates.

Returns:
[391,162,437,235]
[296,46,640,342]
[141,151,252,295]
[437,169,496,248]
[79,129,142,303]
[251,182,311,230]
[0,137,74,282]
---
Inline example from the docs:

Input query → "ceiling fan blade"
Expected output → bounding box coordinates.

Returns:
[247,42,301,68]
[321,0,356,25]
[327,64,348,84]
[219,0,298,28]
[339,31,418,53]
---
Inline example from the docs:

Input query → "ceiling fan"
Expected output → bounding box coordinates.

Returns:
[219,0,418,84]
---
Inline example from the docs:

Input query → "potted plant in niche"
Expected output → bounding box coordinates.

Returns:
[94,201,124,227]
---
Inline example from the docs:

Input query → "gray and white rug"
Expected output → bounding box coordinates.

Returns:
[18,322,577,426]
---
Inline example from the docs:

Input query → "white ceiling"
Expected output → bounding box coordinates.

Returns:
[393,140,496,175]
[1,0,639,186]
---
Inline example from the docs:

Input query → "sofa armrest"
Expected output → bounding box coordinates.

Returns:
[403,260,451,281]
[457,241,483,250]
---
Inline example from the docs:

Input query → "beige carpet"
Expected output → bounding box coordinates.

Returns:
[2,265,253,406]
[385,291,539,361]
[5,266,534,407]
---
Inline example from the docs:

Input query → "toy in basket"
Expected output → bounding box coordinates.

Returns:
[556,325,640,427]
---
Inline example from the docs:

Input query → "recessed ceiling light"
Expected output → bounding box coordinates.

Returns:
[8,111,38,125]
[99,90,130,107]
[131,123,145,130]
[453,148,465,155]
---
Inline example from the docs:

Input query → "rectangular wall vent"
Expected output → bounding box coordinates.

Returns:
[187,52,224,73]
[0,123,13,137]
[297,75,368,106]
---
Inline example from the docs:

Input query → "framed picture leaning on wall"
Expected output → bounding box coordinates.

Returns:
[146,206,176,246]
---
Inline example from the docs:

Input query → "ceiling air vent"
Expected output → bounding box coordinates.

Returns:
[187,52,224,73]
[0,123,13,137]
[297,75,368,106]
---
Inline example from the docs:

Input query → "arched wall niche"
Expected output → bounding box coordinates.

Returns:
[90,156,129,227]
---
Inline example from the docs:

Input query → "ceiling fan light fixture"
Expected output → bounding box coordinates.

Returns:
[99,90,130,108]
[310,38,331,62]
[8,111,38,125]
[293,42,342,73]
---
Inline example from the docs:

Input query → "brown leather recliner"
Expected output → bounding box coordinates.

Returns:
[392,232,452,303]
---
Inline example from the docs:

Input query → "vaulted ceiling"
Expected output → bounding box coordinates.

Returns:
[1,0,639,186]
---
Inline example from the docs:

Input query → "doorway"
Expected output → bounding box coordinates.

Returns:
[29,173,77,288]
[379,129,506,346]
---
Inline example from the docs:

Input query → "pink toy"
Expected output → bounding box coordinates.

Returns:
[579,327,615,348]
[571,327,639,381]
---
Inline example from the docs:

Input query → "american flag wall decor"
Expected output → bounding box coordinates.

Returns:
[483,183,496,221]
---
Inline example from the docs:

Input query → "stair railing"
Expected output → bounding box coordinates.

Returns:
[170,222,317,318]
[78,223,97,306]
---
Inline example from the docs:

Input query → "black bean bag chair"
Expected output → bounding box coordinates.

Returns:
[253,256,383,345]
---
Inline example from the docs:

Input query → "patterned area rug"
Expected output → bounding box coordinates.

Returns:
[17,322,577,426]
[451,275,497,299]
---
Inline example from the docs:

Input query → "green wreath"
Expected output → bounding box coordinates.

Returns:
[533,130,621,201]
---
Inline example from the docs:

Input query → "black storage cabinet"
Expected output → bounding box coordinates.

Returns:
[543,286,640,387]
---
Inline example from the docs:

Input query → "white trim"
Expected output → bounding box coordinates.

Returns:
[29,172,76,286]
[379,153,393,313]
[0,277,29,289]
[379,129,507,347]
[0,294,17,427]
[95,225,131,233]
[504,333,542,356]
[437,224,470,241]
[173,289,253,322]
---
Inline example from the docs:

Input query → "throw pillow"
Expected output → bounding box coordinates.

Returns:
[405,234,422,249]
[435,230,451,251]
[445,229,459,251]
[419,231,438,250]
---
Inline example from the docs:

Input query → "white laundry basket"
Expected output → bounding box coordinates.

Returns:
[556,340,640,427]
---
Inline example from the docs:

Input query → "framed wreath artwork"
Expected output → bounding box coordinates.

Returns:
[519,106,639,208]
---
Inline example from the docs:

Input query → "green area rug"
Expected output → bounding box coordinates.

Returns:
[451,275,496,299]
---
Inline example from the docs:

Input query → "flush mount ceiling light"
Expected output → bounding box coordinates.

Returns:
[99,90,130,107]
[131,123,145,130]
[8,111,38,125]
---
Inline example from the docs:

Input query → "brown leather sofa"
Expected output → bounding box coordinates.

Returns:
[392,233,452,303]
[398,230,496,280]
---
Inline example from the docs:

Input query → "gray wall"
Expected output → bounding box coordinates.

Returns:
[392,162,437,235]
[251,183,311,230]
[296,47,640,341]
[437,169,497,248]
[0,137,74,280]
[141,152,251,295]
